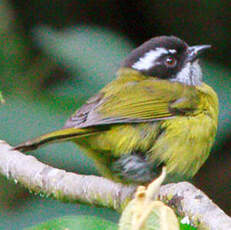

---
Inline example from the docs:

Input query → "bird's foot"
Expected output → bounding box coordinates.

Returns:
[111,154,160,184]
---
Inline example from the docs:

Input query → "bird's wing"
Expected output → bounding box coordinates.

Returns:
[64,78,200,128]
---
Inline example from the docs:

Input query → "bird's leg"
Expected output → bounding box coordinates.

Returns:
[111,153,162,184]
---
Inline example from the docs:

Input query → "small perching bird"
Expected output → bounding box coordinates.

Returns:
[15,36,218,184]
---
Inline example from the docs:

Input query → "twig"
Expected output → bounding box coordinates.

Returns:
[0,140,230,230]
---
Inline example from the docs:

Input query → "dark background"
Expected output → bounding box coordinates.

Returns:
[0,0,230,229]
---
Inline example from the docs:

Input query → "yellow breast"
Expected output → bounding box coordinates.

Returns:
[150,83,218,178]
[76,83,218,182]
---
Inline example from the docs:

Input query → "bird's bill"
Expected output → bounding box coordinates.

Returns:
[186,44,211,62]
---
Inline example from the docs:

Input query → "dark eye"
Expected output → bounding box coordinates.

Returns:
[165,56,177,67]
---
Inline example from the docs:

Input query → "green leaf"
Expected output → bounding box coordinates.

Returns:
[24,215,118,230]
[180,223,197,230]
[179,216,197,230]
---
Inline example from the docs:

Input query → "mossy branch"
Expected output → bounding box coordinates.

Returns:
[0,140,230,230]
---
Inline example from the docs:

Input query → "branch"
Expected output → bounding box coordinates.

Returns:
[0,140,136,212]
[0,140,230,230]
[159,183,231,230]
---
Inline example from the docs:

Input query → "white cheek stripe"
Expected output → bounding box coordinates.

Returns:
[132,48,168,71]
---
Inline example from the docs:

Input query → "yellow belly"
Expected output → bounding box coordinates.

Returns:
[75,112,217,181]
[149,114,217,178]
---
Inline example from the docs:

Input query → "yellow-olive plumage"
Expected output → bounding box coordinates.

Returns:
[15,36,219,184]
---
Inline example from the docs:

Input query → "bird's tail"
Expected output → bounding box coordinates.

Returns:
[14,127,101,152]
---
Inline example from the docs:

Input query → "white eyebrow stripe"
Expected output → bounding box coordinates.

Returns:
[132,48,168,71]
[168,49,177,54]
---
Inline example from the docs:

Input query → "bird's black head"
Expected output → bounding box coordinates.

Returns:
[122,36,210,85]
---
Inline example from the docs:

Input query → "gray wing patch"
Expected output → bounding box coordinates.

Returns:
[63,93,104,128]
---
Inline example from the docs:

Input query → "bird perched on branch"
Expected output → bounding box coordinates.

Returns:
[15,36,218,184]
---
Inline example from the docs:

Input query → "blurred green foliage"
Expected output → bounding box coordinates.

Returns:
[180,224,197,230]
[25,215,117,230]
[0,91,3,103]
[0,0,230,229]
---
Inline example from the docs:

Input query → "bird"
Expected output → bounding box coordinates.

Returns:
[15,36,219,184]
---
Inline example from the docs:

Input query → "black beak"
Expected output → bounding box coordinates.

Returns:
[186,45,211,63]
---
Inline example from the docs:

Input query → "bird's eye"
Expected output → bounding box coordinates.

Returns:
[165,56,177,67]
